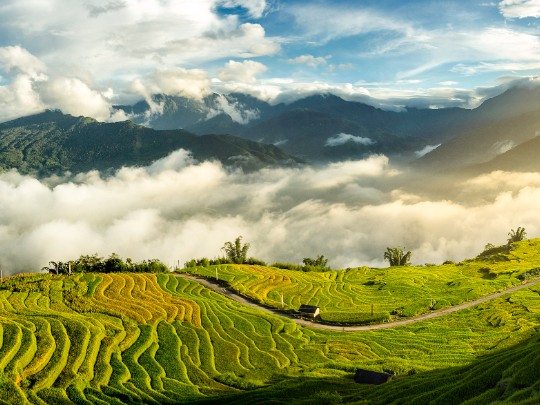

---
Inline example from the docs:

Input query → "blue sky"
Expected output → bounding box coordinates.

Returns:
[1,0,540,120]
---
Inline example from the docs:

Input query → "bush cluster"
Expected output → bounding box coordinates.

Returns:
[42,253,169,274]
[517,267,540,281]
[184,256,266,268]
[271,255,331,272]
[270,262,304,271]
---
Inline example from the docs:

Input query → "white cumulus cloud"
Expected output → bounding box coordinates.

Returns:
[205,94,260,124]
[0,1,280,112]
[218,60,268,84]
[0,46,47,78]
[217,0,267,18]
[132,67,212,101]
[39,77,118,121]
[0,46,125,122]
[288,54,329,68]
[325,133,375,147]
[499,0,540,18]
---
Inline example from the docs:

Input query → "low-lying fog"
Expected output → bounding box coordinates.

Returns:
[1,150,538,275]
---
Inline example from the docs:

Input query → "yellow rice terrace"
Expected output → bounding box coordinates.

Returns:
[182,239,540,324]
[0,240,537,403]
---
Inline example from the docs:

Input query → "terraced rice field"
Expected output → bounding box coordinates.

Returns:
[0,265,537,403]
[183,239,540,324]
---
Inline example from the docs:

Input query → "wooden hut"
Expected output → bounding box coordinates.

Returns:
[298,304,320,319]
[354,368,393,385]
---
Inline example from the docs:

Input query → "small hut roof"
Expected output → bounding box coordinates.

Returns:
[298,304,319,313]
[354,368,393,385]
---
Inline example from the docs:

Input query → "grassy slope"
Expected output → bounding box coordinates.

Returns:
[182,239,540,324]
[0,243,535,403]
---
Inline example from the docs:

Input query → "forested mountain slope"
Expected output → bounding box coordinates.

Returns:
[0,110,301,175]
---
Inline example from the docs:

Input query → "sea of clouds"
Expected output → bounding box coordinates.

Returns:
[0,151,538,275]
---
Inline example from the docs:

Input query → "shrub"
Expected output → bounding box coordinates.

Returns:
[517,268,540,281]
[214,372,263,390]
[310,391,343,404]
[476,244,511,262]
[244,257,267,266]
[271,262,303,271]
[442,260,455,265]
[184,257,233,268]
[184,255,265,269]
[43,254,169,274]
[302,255,331,272]
[184,258,213,268]
[132,259,169,273]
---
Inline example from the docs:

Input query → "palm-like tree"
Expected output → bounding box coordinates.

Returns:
[507,227,527,245]
[384,247,412,267]
[222,236,250,264]
[41,261,70,275]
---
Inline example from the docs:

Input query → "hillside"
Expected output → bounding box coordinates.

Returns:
[182,239,540,324]
[240,108,427,162]
[415,108,540,171]
[115,93,278,132]
[0,110,302,175]
[114,85,540,166]
[0,240,538,403]
[465,132,540,174]
[415,85,540,172]
[116,93,475,163]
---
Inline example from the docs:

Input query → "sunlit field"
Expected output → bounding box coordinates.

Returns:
[182,239,540,324]
[0,246,538,403]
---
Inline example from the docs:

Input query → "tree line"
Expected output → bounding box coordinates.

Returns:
[384,227,528,267]
[210,227,529,270]
[42,227,529,275]
[42,253,169,275]
[184,236,332,272]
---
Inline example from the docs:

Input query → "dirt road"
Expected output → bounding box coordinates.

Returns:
[177,273,540,331]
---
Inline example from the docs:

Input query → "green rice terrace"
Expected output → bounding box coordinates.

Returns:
[0,240,538,404]
[182,239,540,325]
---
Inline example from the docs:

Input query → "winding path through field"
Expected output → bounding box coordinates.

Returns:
[177,274,540,331]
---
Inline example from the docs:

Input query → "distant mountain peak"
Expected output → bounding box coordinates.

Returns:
[0,109,96,129]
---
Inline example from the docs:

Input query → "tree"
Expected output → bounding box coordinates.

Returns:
[384,247,412,267]
[104,253,125,273]
[222,236,250,264]
[507,227,527,245]
[73,254,104,273]
[302,255,328,267]
[302,255,331,272]
[483,243,496,252]
[41,261,70,275]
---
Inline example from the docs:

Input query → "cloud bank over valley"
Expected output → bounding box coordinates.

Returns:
[1,152,538,275]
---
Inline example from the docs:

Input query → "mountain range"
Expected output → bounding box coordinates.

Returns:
[2,82,540,176]
[414,85,540,173]
[115,92,473,163]
[0,110,301,176]
[115,83,540,171]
